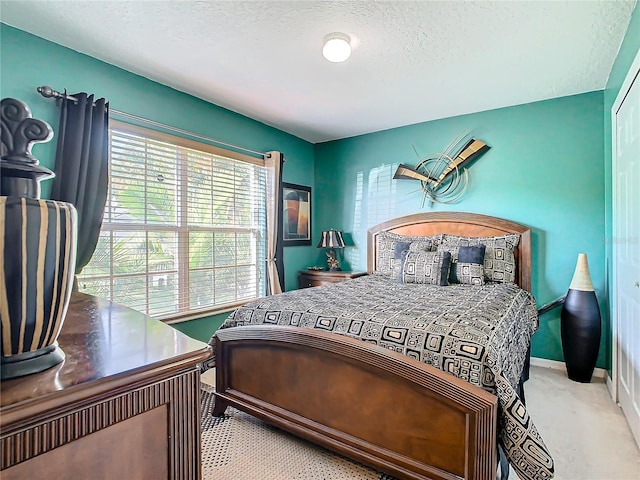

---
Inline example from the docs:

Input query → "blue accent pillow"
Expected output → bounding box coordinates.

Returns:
[455,245,486,285]
[392,241,412,277]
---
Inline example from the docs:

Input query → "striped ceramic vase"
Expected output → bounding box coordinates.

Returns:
[0,196,77,380]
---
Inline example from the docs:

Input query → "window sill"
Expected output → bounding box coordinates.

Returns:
[163,300,255,324]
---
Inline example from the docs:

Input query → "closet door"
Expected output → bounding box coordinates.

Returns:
[612,49,640,448]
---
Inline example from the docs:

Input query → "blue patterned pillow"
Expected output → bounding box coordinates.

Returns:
[399,250,451,286]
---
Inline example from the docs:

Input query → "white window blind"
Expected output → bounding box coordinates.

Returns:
[78,121,267,321]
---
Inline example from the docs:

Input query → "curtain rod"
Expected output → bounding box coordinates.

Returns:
[36,86,269,159]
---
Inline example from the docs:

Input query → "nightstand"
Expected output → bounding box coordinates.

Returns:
[298,270,366,289]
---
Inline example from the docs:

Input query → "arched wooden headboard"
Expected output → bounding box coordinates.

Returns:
[367,211,532,292]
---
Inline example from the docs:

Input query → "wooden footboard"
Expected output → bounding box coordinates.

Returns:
[212,326,497,480]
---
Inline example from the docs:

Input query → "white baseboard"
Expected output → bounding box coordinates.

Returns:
[606,373,616,401]
[530,357,606,379]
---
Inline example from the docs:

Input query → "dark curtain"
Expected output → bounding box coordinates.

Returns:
[50,92,109,289]
[275,154,285,291]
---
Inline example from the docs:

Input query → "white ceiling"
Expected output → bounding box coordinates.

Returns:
[1,1,636,143]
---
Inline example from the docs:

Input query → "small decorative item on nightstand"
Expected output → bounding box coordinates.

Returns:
[317,229,345,271]
[560,253,601,383]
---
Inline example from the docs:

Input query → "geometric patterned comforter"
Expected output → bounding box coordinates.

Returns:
[212,275,555,480]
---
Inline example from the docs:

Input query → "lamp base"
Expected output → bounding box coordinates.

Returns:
[325,248,341,271]
[1,343,65,380]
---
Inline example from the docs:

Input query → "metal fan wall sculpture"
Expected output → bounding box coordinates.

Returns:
[394,132,490,207]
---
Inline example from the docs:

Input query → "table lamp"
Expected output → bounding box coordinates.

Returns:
[317,229,345,271]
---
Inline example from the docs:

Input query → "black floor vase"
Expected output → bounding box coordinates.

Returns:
[560,253,601,383]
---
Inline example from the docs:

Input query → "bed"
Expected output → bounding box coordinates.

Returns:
[207,212,554,480]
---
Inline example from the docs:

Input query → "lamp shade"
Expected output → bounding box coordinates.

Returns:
[317,230,345,249]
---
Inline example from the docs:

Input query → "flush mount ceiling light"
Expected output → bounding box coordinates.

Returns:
[322,32,351,63]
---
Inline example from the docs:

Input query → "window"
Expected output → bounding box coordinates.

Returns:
[78,121,267,321]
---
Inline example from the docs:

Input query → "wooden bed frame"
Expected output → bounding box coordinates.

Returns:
[212,212,533,480]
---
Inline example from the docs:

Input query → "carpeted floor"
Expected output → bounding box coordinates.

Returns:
[200,385,395,480]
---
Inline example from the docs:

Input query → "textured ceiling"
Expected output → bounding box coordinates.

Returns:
[1,1,636,143]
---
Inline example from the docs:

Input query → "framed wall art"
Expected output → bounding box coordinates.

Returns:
[283,183,311,246]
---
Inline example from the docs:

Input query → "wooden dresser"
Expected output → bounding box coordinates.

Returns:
[298,270,366,288]
[0,292,212,480]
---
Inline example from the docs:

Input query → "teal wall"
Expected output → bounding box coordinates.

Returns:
[0,24,316,342]
[3,3,638,364]
[314,92,607,367]
[603,4,640,375]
